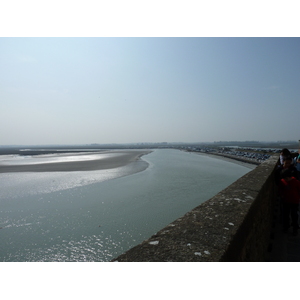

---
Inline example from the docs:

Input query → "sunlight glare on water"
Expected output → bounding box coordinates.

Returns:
[0,152,126,165]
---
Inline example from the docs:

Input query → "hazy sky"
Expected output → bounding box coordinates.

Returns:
[1,37,300,145]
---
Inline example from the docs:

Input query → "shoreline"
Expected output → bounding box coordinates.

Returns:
[187,150,259,169]
[0,150,152,173]
[0,148,261,174]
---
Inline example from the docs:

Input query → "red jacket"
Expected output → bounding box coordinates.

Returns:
[279,177,300,204]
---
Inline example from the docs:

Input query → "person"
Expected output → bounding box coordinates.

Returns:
[279,168,300,235]
[275,156,299,185]
[275,157,299,224]
[295,149,300,178]
[279,148,292,165]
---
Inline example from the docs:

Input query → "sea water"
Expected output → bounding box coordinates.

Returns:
[0,149,253,262]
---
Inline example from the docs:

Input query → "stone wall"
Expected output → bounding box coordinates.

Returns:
[112,155,279,262]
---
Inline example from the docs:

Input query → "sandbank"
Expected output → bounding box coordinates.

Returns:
[0,150,152,173]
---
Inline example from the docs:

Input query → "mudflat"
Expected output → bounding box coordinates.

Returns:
[0,150,152,173]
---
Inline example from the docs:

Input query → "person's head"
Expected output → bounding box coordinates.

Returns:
[283,157,293,168]
[281,168,293,181]
[281,148,291,156]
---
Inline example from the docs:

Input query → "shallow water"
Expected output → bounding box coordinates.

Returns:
[0,149,253,261]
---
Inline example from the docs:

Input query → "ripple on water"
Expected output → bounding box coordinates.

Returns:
[2,234,127,262]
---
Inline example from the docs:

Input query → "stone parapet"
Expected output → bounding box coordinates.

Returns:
[112,155,279,262]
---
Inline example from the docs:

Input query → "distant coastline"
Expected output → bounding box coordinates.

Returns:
[0,145,275,173]
[187,150,260,169]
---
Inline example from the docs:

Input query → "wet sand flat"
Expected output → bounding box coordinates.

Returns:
[0,150,152,173]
